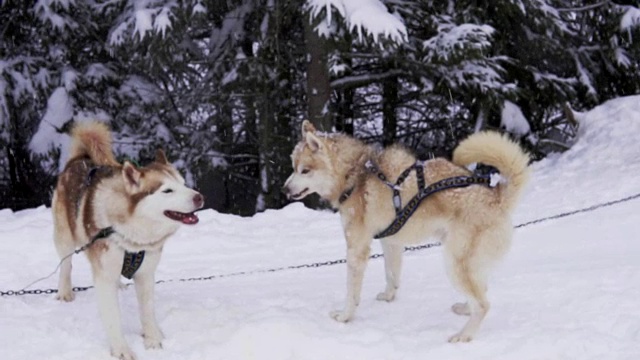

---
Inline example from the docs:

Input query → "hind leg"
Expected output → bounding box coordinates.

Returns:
[53,202,75,301]
[448,262,490,343]
[445,223,511,342]
[376,240,403,302]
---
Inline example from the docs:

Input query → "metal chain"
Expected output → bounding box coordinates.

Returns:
[514,192,640,229]
[3,192,640,297]
[0,286,93,297]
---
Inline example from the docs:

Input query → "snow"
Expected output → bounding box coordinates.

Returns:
[0,62,8,132]
[85,64,116,84]
[62,67,78,91]
[500,100,530,136]
[154,6,174,37]
[450,60,514,93]
[108,0,179,44]
[134,7,154,40]
[29,88,112,171]
[574,55,597,99]
[614,47,632,68]
[8,65,36,99]
[620,7,640,30]
[192,2,206,15]
[307,0,407,43]
[34,0,73,31]
[28,87,74,162]
[423,24,495,62]
[3,96,640,359]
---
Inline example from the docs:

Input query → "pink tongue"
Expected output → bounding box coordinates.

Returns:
[165,210,199,224]
[182,213,199,225]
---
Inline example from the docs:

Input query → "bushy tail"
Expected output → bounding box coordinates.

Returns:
[69,121,119,166]
[452,131,531,211]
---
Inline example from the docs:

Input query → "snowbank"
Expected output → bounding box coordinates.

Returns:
[1,96,640,359]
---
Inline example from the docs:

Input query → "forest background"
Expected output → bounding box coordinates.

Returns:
[1,0,639,215]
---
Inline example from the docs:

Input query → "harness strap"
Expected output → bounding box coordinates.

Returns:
[365,161,427,215]
[373,170,497,239]
[75,226,146,279]
[74,227,115,254]
[121,251,146,279]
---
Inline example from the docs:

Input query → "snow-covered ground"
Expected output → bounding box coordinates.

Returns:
[1,96,640,360]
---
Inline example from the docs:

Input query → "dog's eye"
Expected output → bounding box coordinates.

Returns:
[301,168,310,174]
[162,189,174,194]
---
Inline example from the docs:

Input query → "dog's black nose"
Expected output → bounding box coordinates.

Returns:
[281,185,289,195]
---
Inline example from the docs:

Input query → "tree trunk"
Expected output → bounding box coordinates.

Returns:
[304,12,332,131]
[382,75,398,146]
[334,54,354,136]
[335,87,354,136]
[472,96,490,133]
[256,91,275,212]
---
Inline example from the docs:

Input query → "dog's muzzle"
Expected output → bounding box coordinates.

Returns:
[282,185,308,200]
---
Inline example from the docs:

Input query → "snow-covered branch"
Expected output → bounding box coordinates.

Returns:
[620,6,640,31]
[108,0,183,45]
[423,23,495,63]
[330,69,403,89]
[306,0,407,43]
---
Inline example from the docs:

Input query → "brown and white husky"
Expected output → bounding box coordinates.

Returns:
[52,121,204,359]
[283,120,530,342]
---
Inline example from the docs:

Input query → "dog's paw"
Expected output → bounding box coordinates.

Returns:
[110,345,137,360]
[329,310,353,323]
[55,291,75,302]
[376,290,395,302]
[451,302,470,316]
[448,332,473,343]
[143,330,164,350]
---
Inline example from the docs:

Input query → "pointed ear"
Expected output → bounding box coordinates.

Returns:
[301,120,316,137]
[305,131,324,152]
[122,161,141,192]
[155,149,169,164]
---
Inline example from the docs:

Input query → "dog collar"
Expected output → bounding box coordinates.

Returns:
[94,227,115,241]
[338,187,355,204]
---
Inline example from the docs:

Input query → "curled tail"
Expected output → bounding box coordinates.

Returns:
[452,131,531,211]
[69,121,119,166]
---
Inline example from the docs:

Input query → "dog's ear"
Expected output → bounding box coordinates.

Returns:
[301,120,316,136]
[122,161,142,192]
[305,131,324,152]
[155,149,169,164]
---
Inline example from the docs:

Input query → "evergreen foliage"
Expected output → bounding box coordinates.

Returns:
[1,0,639,213]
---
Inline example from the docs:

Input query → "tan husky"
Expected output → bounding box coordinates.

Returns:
[52,121,204,359]
[283,120,530,342]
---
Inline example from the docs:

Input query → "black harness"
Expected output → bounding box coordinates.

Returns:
[340,161,499,239]
[86,227,146,279]
[120,250,146,279]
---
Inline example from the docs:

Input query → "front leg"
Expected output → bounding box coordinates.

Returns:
[134,252,164,350]
[376,239,403,302]
[330,234,372,323]
[93,262,136,360]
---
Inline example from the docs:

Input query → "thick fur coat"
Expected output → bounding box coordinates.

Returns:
[52,121,204,359]
[283,120,530,342]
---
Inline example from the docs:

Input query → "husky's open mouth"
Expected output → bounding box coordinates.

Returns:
[164,210,199,225]
[291,188,309,200]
